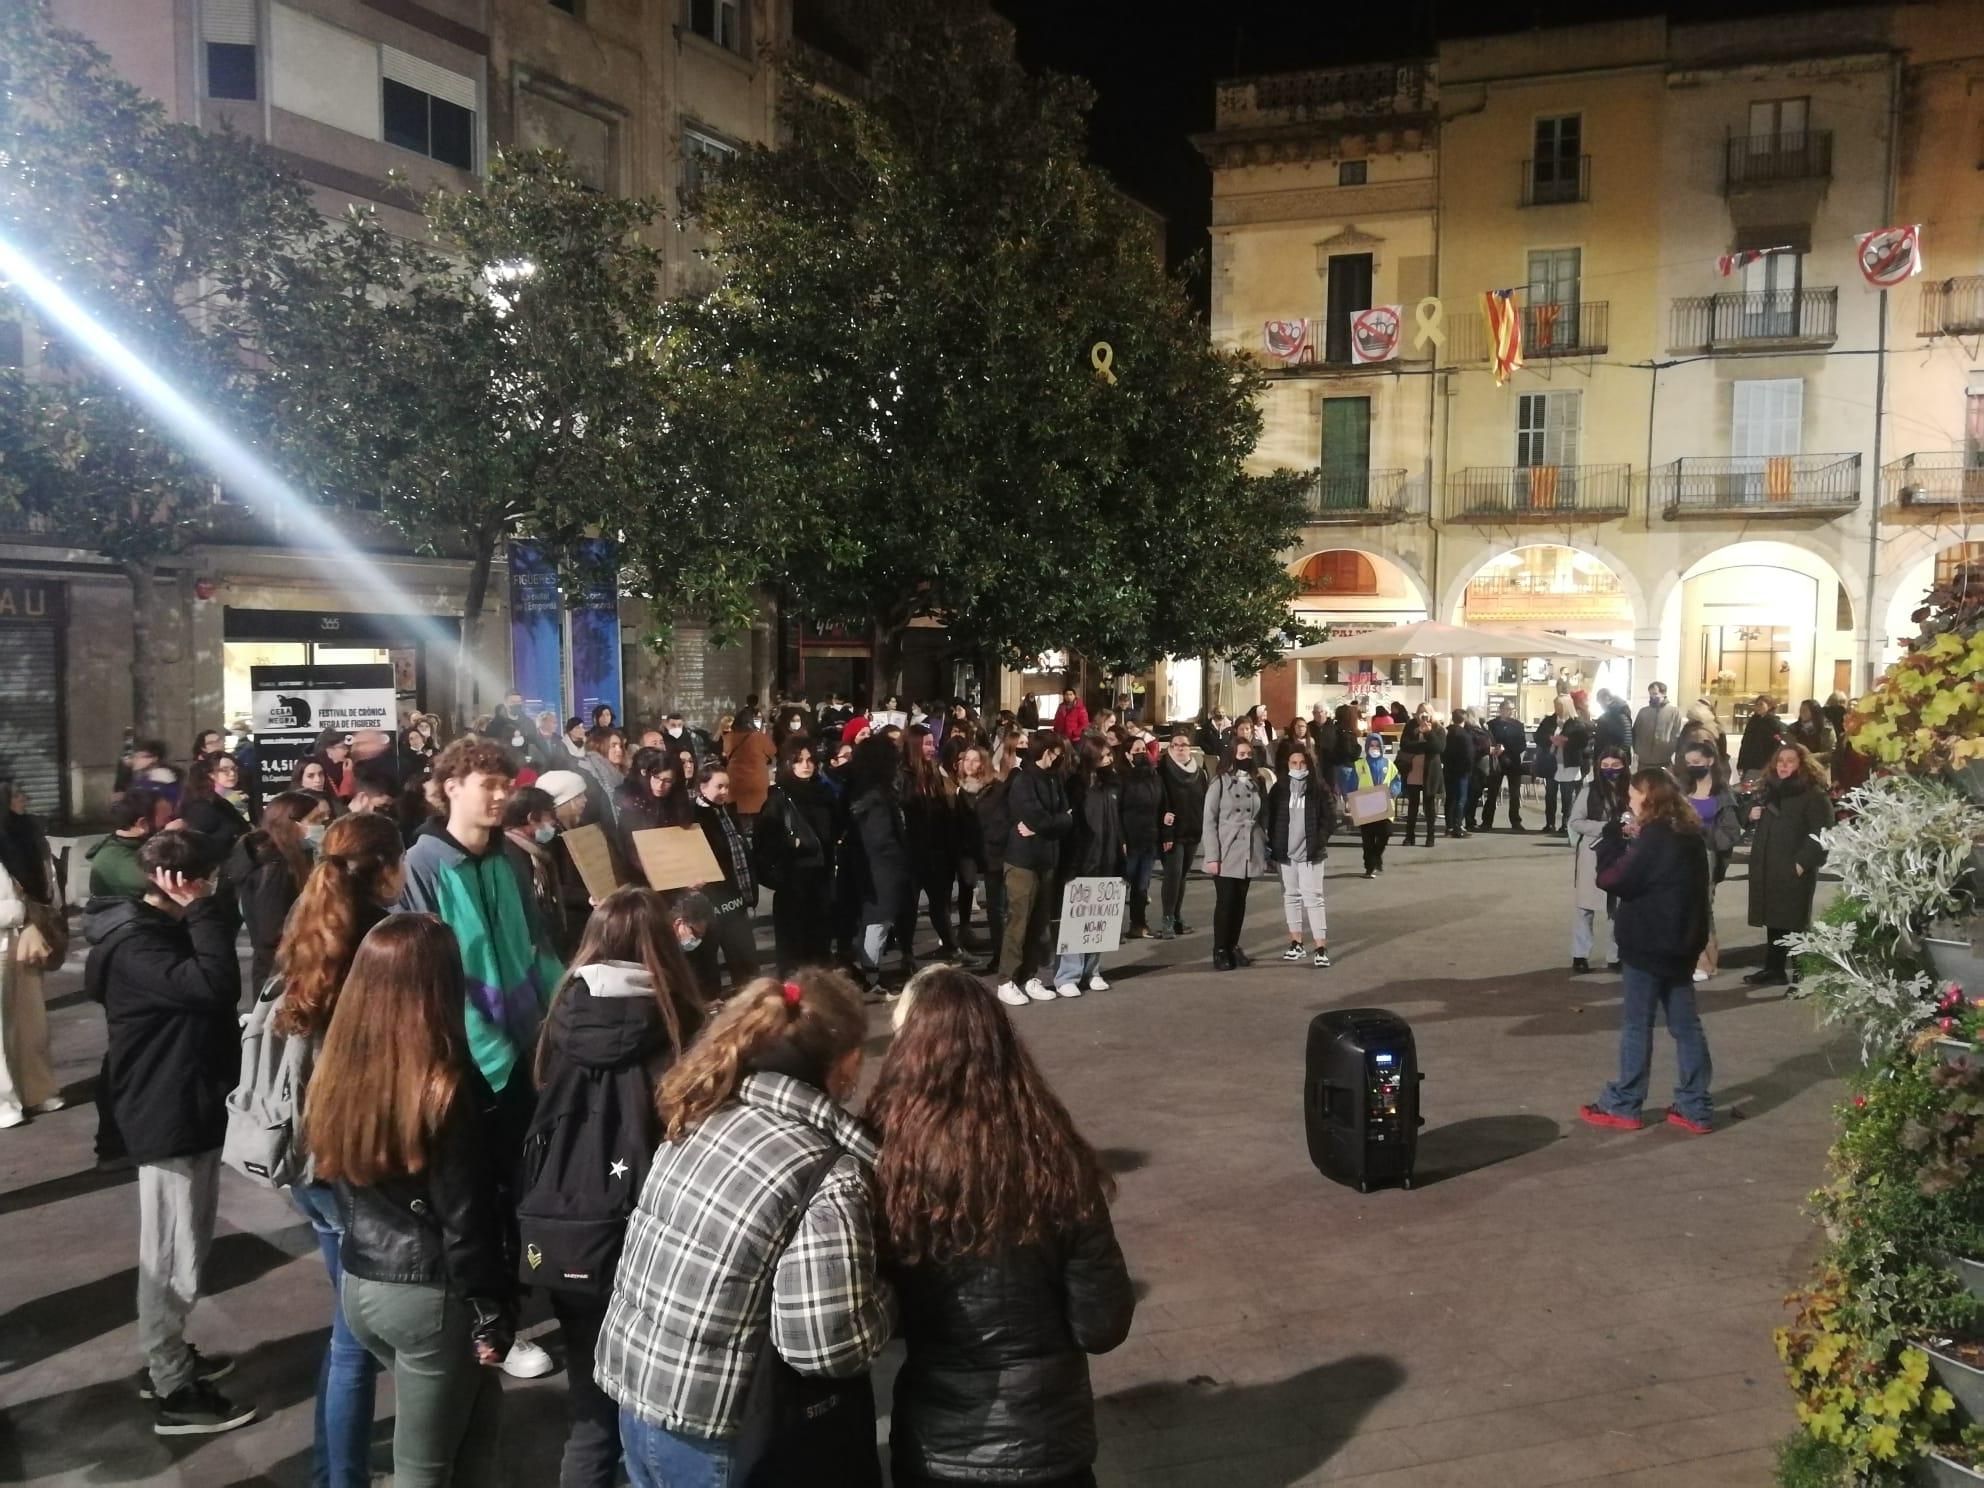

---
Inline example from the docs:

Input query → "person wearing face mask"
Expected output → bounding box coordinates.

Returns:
[1567,745,1630,973]
[502,786,588,962]
[1264,747,1335,968]
[1681,740,1741,983]
[1201,740,1268,972]
[1156,733,1208,938]
[1397,706,1446,847]
[754,742,842,976]
[1744,742,1833,987]
[1349,733,1400,877]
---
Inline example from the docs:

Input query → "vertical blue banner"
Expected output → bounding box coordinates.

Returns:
[507,541,565,722]
[568,538,622,724]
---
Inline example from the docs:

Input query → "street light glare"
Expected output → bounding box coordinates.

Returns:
[0,230,509,706]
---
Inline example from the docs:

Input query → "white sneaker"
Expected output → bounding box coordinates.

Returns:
[996,981,1029,1007]
[28,1095,65,1114]
[1692,969,1711,983]
[500,1337,556,1379]
[1023,979,1056,1002]
[1280,943,1305,961]
[1087,974,1110,992]
[1055,982,1083,998]
[0,1107,24,1130]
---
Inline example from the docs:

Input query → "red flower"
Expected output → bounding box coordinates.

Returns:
[1853,1094,1868,1108]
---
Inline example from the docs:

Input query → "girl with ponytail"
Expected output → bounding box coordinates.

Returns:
[261,812,405,1488]
[598,968,893,1487]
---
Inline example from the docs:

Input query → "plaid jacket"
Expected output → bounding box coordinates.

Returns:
[596,1071,894,1440]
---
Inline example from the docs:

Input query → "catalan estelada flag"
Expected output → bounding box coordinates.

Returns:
[1483,289,1523,385]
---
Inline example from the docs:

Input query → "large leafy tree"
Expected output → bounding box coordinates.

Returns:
[683,0,1311,686]
[0,0,340,737]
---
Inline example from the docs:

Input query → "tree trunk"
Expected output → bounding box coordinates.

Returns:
[121,558,160,743]
[875,620,907,702]
[457,530,498,732]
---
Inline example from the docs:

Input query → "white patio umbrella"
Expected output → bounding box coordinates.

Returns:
[1283,619,1621,662]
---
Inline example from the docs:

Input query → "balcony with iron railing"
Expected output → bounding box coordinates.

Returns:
[1449,301,1608,362]
[1302,468,1410,524]
[1656,454,1861,518]
[1919,276,1984,337]
[1445,464,1632,523]
[1669,287,1837,352]
[1724,130,1832,191]
[1520,155,1590,207]
[1883,452,1984,507]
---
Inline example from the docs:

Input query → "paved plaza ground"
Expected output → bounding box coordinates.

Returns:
[0,826,1847,1486]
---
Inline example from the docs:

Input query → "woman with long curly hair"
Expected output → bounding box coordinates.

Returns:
[1580,768,1715,1135]
[598,969,892,1486]
[870,968,1134,1488]
[307,915,511,1486]
[1744,740,1833,987]
[262,813,404,1488]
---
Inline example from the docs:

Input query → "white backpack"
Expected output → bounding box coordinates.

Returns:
[221,980,312,1188]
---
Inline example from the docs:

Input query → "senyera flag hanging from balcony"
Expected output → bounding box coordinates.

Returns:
[1481,288,1523,385]
[1855,224,1923,290]
[1263,319,1312,363]
[1348,304,1403,365]
[1717,244,1793,277]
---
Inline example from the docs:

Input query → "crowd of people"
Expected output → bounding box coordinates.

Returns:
[0,674,1847,1480]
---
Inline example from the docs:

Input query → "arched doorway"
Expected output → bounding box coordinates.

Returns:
[1456,545,1635,714]
[1263,547,1428,723]
[1882,540,1984,665]
[1672,541,1855,733]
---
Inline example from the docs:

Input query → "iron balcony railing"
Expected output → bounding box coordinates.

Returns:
[1883,452,1984,506]
[1449,300,1608,361]
[1669,287,1837,351]
[1724,129,1832,191]
[1303,468,1409,522]
[1657,454,1861,517]
[1920,276,1984,337]
[1445,464,1632,522]
[1521,154,1590,206]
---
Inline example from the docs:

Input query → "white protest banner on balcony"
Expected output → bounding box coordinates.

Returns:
[1263,319,1312,363]
[1349,305,1403,364]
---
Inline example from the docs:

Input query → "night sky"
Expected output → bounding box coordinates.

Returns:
[994,0,1889,304]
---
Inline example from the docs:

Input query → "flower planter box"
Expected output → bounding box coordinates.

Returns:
[1936,1037,1979,1069]
[1920,1451,1984,1487]
[1926,914,1984,998]
[1921,1338,1984,1422]
[1958,1256,1984,1306]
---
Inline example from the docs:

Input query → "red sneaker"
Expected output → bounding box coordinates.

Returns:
[1665,1108,1713,1135]
[1579,1104,1644,1131]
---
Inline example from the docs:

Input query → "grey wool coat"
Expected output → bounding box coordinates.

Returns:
[1200,768,1268,880]
[1567,780,1615,914]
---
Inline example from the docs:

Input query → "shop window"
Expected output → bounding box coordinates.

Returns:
[1297,551,1378,597]
[1705,624,1790,702]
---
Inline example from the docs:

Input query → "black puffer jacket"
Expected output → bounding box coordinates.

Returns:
[955,777,1011,875]
[1263,772,1336,865]
[1058,775,1122,880]
[887,1217,1135,1484]
[1003,762,1072,874]
[336,1068,509,1300]
[1116,761,1164,856]
[1595,820,1710,981]
[84,894,243,1165]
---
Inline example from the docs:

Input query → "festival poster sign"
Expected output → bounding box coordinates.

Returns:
[508,541,565,722]
[249,663,395,811]
[568,538,622,725]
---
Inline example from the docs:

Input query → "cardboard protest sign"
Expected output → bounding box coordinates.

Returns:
[1055,875,1126,956]
[632,825,725,892]
[561,823,621,902]
[1347,787,1394,826]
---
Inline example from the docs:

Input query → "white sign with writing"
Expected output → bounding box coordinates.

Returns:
[1056,875,1126,956]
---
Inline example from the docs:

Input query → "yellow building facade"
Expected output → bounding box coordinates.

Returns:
[1205,3,1982,733]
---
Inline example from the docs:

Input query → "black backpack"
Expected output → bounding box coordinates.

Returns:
[514,1053,658,1297]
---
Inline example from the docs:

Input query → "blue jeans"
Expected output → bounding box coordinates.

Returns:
[1052,950,1102,987]
[293,1182,380,1488]
[1123,851,1157,929]
[621,1410,735,1488]
[1596,964,1714,1123]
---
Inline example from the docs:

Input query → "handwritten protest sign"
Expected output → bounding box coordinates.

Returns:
[632,826,724,892]
[1055,875,1126,956]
